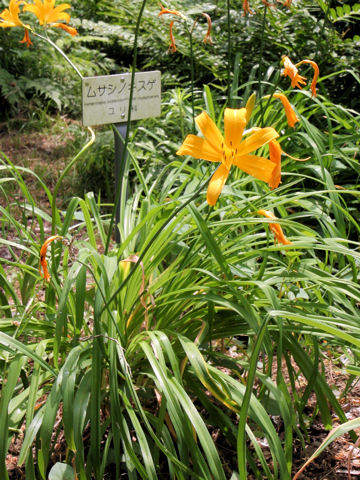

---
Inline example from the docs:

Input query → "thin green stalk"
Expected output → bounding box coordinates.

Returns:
[257,5,267,127]
[227,0,232,105]
[51,128,95,235]
[105,0,148,254]
[33,31,83,79]
[262,72,281,115]
[187,23,196,133]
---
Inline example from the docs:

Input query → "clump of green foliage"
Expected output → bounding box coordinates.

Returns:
[1,1,360,479]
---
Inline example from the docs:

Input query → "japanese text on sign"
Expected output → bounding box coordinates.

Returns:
[82,71,161,126]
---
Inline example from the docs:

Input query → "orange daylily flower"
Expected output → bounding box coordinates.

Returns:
[0,0,23,27]
[282,55,307,90]
[266,135,310,189]
[0,0,32,46]
[202,12,212,45]
[20,29,32,46]
[158,4,185,19]
[296,59,319,97]
[51,21,77,35]
[257,210,292,245]
[176,108,280,206]
[39,235,63,282]
[168,19,176,53]
[158,4,186,54]
[23,0,78,36]
[268,140,282,190]
[242,0,253,15]
[281,55,319,97]
[265,92,299,128]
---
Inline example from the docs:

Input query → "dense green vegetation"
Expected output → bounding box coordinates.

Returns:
[1,0,360,479]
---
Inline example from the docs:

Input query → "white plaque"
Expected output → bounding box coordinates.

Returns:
[82,71,161,126]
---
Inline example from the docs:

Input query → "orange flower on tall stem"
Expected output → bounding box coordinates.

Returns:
[265,92,299,128]
[177,107,280,206]
[158,4,185,19]
[265,132,310,189]
[296,59,319,97]
[158,4,186,54]
[268,140,282,190]
[39,235,63,282]
[23,0,78,36]
[168,20,176,53]
[257,210,292,245]
[242,0,253,15]
[282,55,307,89]
[202,12,212,45]
[281,55,319,97]
[0,0,32,46]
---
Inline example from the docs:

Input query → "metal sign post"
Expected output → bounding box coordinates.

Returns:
[81,71,161,241]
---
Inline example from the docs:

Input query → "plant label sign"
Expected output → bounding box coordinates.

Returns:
[82,71,161,126]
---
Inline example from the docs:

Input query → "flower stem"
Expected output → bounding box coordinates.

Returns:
[105,0,148,254]
[33,31,83,79]
[227,0,232,106]
[257,5,267,127]
[51,127,95,235]
[187,23,196,133]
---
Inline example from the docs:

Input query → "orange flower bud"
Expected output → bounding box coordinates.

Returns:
[257,210,292,245]
[39,235,63,282]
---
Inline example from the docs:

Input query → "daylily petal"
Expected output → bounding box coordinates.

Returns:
[168,20,176,53]
[177,106,284,205]
[282,55,307,89]
[158,4,185,19]
[48,11,70,24]
[245,93,256,123]
[282,55,299,80]
[268,140,282,189]
[296,59,319,97]
[233,154,275,183]
[39,234,63,282]
[202,13,212,45]
[224,108,247,150]
[242,0,253,15]
[291,73,307,89]
[0,0,23,27]
[195,111,224,154]
[20,29,32,46]
[257,209,275,219]
[23,0,72,27]
[257,210,291,245]
[270,93,299,128]
[237,127,279,156]
[207,164,229,206]
[270,223,291,245]
[52,22,77,35]
[176,134,220,162]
